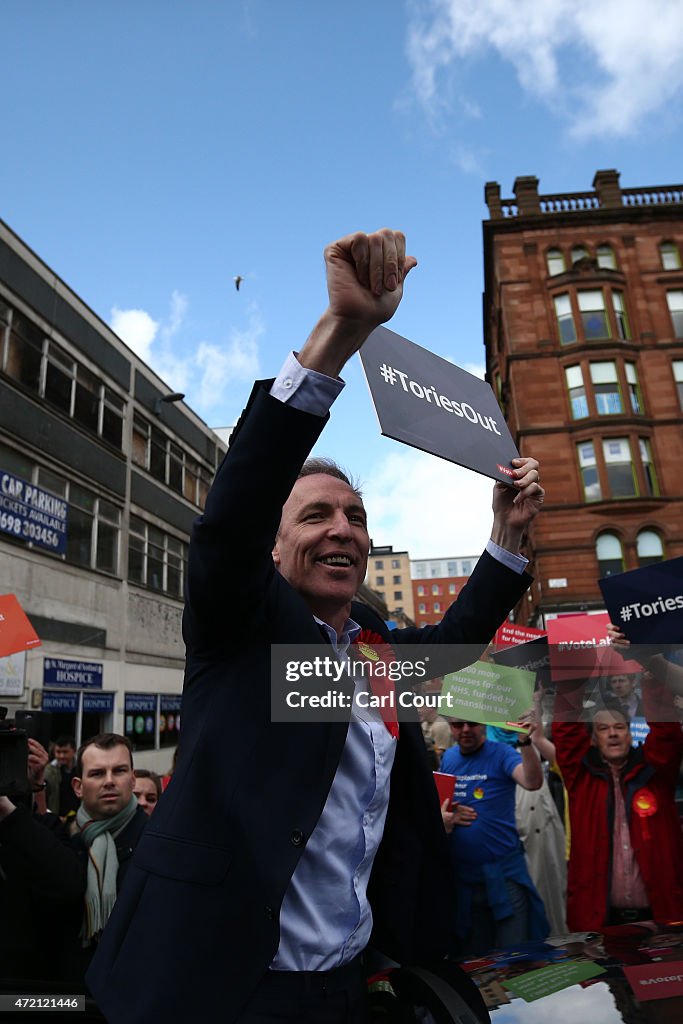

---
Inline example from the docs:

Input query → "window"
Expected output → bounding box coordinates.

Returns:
[5,312,43,392]
[596,533,624,577]
[431,584,440,596]
[391,559,400,569]
[44,344,75,414]
[554,294,576,345]
[0,449,120,570]
[639,438,659,496]
[626,364,643,414]
[571,245,589,265]
[433,602,441,613]
[392,575,401,585]
[376,576,384,586]
[461,561,472,574]
[447,560,457,575]
[417,584,425,596]
[102,388,124,448]
[660,241,681,270]
[1,304,125,449]
[394,591,402,600]
[673,361,683,408]
[168,443,184,494]
[73,364,100,433]
[449,583,456,595]
[578,290,610,340]
[596,245,616,270]
[590,362,622,415]
[613,291,630,339]
[565,365,588,418]
[63,481,120,572]
[128,516,186,598]
[667,291,683,338]
[132,411,213,507]
[637,529,664,567]
[374,560,384,570]
[603,438,637,498]
[577,442,601,502]
[418,602,426,613]
[546,249,565,276]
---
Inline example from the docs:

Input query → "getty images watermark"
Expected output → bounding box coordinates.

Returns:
[270,643,683,724]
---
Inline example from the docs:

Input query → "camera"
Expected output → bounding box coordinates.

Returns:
[0,706,52,798]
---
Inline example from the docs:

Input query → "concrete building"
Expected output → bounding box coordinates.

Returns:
[0,217,226,770]
[366,543,414,623]
[483,170,683,625]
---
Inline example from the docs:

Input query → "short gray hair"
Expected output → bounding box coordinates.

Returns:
[296,458,363,500]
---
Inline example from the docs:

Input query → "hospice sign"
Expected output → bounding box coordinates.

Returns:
[0,470,67,554]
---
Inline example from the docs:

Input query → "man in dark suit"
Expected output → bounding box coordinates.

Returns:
[87,228,544,1023]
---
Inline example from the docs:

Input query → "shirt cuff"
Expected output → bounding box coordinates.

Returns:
[269,351,344,418]
[486,538,529,575]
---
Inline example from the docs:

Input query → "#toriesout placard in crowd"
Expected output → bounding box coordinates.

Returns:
[599,555,683,645]
[490,634,552,692]
[0,593,41,659]
[359,326,519,484]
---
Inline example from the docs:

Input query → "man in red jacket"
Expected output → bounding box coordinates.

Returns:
[553,679,683,931]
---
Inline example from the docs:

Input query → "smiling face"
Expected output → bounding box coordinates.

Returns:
[73,743,134,819]
[592,710,632,764]
[273,473,370,635]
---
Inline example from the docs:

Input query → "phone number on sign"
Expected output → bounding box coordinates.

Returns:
[0,512,61,549]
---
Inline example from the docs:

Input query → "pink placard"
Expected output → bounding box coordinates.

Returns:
[546,611,642,682]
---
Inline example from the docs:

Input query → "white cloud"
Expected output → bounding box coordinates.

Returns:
[462,361,485,380]
[363,447,496,559]
[110,294,264,413]
[195,306,263,408]
[406,0,683,139]
[110,307,159,362]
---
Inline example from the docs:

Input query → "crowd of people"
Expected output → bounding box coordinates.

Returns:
[426,655,683,957]
[2,228,682,1024]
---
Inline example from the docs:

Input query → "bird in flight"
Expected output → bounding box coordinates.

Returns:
[233,275,244,291]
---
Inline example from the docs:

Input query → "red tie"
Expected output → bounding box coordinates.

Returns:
[352,629,399,739]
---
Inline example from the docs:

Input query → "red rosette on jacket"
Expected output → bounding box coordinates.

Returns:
[352,629,399,739]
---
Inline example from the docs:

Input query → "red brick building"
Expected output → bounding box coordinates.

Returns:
[483,170,683,625]
[412,575,469,626]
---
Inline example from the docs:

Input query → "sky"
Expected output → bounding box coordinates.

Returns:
[2,0,683,560]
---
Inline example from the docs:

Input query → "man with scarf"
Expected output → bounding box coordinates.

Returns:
[71,733,147,957]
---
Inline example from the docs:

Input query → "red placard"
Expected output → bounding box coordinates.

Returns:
[623,961,683,1002]
[433,771,456,808]
[0,594,41,658]
[494,622,546,650]
[546,611,642,682]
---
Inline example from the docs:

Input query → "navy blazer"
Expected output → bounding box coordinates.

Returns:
[87,381,531,1023]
